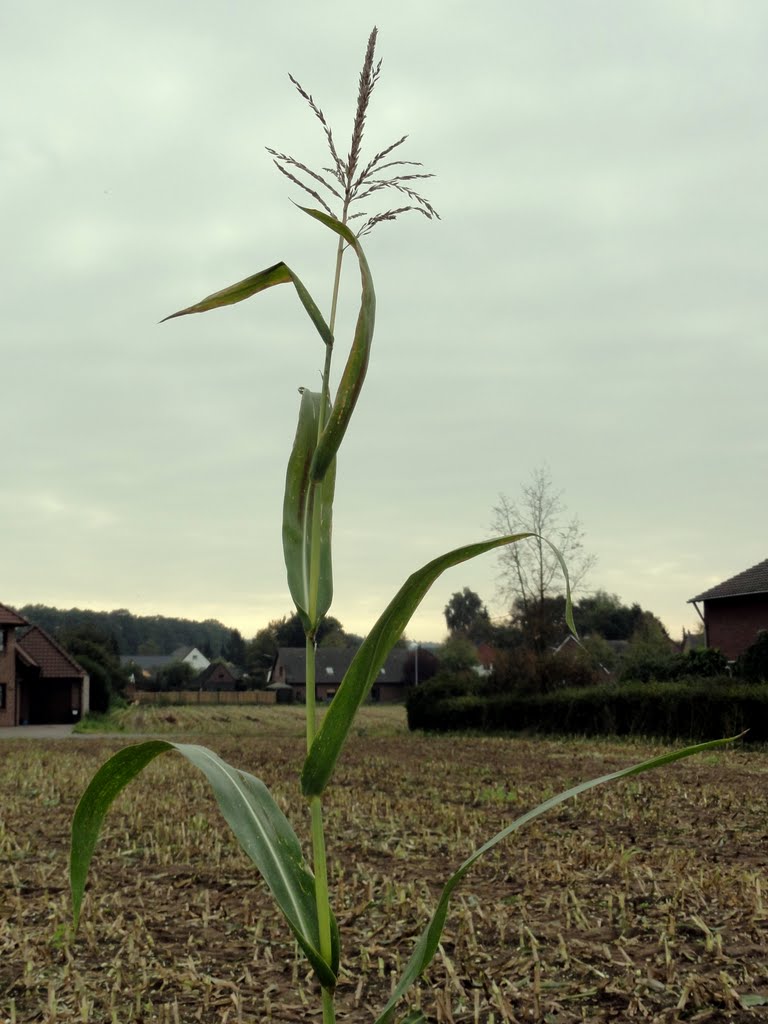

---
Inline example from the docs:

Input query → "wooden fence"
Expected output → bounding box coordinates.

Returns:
[133,689,276,706]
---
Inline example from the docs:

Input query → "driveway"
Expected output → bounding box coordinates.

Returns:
[0,723,75,740]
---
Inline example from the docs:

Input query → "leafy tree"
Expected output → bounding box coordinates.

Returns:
[491,465,595,652]
[245,628,279,687]
[58,627,129,713]
[684,647,729,677]
[630,610,671,648]
[271,613,311,647]
[574,591,643,641]
[19,604,232,657]
[480,619,524,650]
[488,644,599,696]
[444,588,491,638]
[737,630,768,682]
[438,634,479,673]
[579,634,619,673]
[318,619,362,648]
[223,628,247,667]
[156,661,196,691]
[510,593,567,651]
[75,657,115,714]
[267,612,350,648]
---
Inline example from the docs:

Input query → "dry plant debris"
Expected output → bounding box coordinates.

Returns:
[1,709,767,1022]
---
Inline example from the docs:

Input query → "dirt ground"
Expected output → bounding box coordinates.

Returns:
[1,719,767,1022]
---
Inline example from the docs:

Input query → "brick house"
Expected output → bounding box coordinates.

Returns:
[0,603,89,726]
[688,558,768,661]
[196,661,241,691]
[268,646,411,703]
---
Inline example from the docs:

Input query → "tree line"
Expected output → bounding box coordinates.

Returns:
[19,604,233,659]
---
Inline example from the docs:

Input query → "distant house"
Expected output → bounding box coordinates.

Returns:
[121,646,210,685]
[0,603,89,726]
[689,557,768,660]
[268,646,411,703]
[196,662,240,691]
[475,643,499,674]
[171,646,210,673]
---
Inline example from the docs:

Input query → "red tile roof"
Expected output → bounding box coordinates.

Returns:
[17,626,86,679]
[0,603,28,627]
[689,557,768,602]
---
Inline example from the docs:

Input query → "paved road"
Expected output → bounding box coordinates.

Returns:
[0,723,75,740]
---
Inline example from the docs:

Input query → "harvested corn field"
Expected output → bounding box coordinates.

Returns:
[1,708,767,1022]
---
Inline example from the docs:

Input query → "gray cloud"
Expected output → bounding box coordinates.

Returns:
[1,2,766,641]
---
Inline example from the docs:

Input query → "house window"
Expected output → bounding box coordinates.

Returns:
[0,684,5,710]
[325,666,334,676]
[0,629,4,652]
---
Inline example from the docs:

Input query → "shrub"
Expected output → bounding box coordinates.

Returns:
[406,670,480,730]
[488,646,600,695]
[618,646,729,683]
[410,678,768,743]
[736,630,768,682]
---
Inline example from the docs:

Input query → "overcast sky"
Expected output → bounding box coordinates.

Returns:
[2,2,766,643]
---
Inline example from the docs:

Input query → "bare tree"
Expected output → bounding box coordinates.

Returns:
[491,466,596,650]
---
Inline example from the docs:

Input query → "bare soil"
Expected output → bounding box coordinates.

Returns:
[1,714,767,1022]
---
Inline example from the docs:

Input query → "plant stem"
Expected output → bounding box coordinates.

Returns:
[304,210,349,1024]
[305,635,316,751]
[311,796,335,1022]
[327,232,345,339]
[322,986,336,1024]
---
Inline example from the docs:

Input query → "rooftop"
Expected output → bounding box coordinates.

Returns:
[0,603,28,628]
[17,625,86,679]
[689,557,768,602]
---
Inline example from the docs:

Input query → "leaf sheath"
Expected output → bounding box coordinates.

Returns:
[283,389,336,632]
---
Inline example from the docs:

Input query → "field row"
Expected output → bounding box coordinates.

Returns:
[1,709,766,1022]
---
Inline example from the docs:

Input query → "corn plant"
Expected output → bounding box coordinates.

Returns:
[70,28,737,1024]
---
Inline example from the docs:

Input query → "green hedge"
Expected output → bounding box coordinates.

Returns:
[407,678,768,742]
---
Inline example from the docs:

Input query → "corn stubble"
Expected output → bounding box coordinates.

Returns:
[2,728,766,1021]
[65,29,741,1024]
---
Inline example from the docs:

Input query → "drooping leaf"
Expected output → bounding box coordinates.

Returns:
[301,533,538,798]
[373,735,742,1024]
[283,389,336,632]
[71,741,339,988]
[297,208,376,483]
[161,260,333,346]
[160,208,374,484]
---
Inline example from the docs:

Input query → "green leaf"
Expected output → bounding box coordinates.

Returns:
[71,741,339,988]
[301,534,535,798]
[373,735,742,1024]
[298,208,376,483]
[161,260,333,346]
[741,994,768,1007]
[160,208,374,483]
[283,389,336,632]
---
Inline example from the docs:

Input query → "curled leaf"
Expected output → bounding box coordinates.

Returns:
[283,389,336,632]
